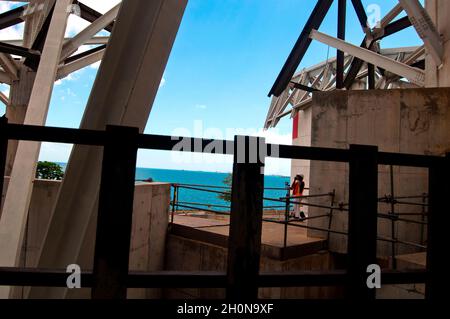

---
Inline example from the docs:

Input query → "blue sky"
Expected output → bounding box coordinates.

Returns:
[0,0,422,176]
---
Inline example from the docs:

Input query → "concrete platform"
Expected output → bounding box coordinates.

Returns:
[170,215,327,260]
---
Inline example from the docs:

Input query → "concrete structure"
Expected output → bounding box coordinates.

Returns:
[165,215,344,299]
[299,88,450,257]
[2,179,170,299]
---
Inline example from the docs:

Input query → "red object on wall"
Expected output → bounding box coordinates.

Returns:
[292,113,299,139]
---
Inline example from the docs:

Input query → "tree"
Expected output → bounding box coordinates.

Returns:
[36,161,64,180]
[218,173,232,202]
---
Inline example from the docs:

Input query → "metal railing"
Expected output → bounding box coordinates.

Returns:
[0,117,447,300]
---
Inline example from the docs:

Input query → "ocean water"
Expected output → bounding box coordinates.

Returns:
[57,163,289,211]
[135,168,290,211]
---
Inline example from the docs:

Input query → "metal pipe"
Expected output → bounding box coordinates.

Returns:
[390,165,397,269]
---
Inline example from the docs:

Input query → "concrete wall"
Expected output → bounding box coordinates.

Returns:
[164,234,344,299]
[1,179,170,299]
[302,88,450,256]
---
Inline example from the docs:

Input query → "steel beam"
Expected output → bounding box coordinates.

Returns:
[0,91,8,105]
[310,30,425,86]
[23,2,56,70]
[398,0,443,66]
[29,0,188,299]
[0,0,72,299]
[0,71,12,85]
[57,46,105,79]
[0,5,25,30]
[350,0,369,34]
[74,1,114,33]
[60,4,120,61]
[268,0,333,97]
[0,53,18,81]
[336,0,346,89]
[0,41,38,59]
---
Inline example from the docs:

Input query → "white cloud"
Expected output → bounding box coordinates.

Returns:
[39,143,73,163]
[195,104,207,110]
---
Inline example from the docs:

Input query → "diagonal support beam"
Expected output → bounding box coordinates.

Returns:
[60,4,120,61]
[0,41,39,59]
[0,5,26,30]
[0,91,8,106]
[398,0,443,66]
[29,0,188,299]
[350,0,369,34]
[0,71,11,85]
[23,1,56,70]
[57,45,105,79]
[310,29,425,86]
[0,53,18,81]
[74,1,114,33]
[0,0,72,299]
[268,0,333,97]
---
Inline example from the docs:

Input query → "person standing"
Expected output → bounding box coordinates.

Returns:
[291,175,305,220]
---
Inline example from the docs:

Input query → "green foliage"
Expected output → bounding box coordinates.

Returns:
[36,161,64,180]
[218,173,232,202]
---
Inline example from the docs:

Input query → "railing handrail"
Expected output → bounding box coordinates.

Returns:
[3,122,444,167]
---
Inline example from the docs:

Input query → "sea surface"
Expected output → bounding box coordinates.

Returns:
[58,164,290,211]
[136,168,290,211]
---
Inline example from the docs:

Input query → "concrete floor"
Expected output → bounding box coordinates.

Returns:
[171,214,326,260]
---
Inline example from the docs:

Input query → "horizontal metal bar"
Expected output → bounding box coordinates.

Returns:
[277,144,351,162]
[173,201,230,209]
[0,41,39,59]
[2,123,443,168]
[173,203,230,216]
[378,151,440,168]
[6,123,107,146]
[0,268,427,288]
[287,192,334,199]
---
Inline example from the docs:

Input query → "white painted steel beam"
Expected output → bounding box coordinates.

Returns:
[5,36,110,47]
[60,4,120,61]
[29,0,188,299]
[0,54,18,81]
[0,0,72,299]
[0,91,8,105]
[310,29,425,86]
[398,0,443,66]
[56,48,105,79]
[0,71,11,85]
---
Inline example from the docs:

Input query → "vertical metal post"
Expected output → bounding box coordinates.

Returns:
[420,193,426,246]
[226,136,265,300]
[347,144,378,300]
[0,116,7,211]
[171,184,178,225]
[426,154,450,300]
[327,189,336,248]
[389,165,397,269]
[368,63,375,89]
[92,125,139,299]
[283,183,290,257]
[336,0,346,89]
